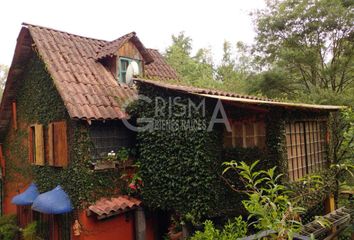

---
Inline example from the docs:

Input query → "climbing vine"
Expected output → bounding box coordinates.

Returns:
[129,82,336,222]
[4,54,123,209]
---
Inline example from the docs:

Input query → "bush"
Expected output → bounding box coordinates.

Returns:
[0,214,19,240]
[190,217,247,240]
[22,221,39,240]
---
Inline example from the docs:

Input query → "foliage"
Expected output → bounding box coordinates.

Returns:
[165,32,214,85]
[117,147,130,162]
[32,125,124,209]
[16,54,67,124]
[22,221,41,240]
[164,33,250,94]
[128,83,228,220]
[0,64,8,98]
[252,0,354,100]
[329,108,354,165]
[190,217,248,240]
[223,161,304,239]
[4,54,124,209]
[287,171,336,209]
[0,215,19,240]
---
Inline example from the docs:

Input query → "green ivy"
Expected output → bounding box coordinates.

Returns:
[16,54,67,124]
[4,54,123,209]
[130,82,335,222]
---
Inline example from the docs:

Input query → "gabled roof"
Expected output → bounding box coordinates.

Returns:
[96,32,154,63]
[0,23,179,134]
[133,79,344,111]
[144,49,179,80]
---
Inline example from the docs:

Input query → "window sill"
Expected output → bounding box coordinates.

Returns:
[91,159,136,171]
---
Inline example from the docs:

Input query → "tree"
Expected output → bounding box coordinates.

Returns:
[253,0,354,99]
[164,32,214,86]
[0,64,8,98]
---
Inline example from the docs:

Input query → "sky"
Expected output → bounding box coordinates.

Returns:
[0,0,266,66]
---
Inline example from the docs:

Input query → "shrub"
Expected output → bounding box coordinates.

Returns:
[190,216,247,240]
[0,214,19,240]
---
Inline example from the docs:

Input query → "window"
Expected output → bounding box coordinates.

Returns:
[224,120,266,148]
[118,57,141,83]
[286,121,327,181]
[89,121,135,160]
[48,121,68,167]
[28,124,45,165]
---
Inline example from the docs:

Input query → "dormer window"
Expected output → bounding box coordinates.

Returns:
[118,57,141,83]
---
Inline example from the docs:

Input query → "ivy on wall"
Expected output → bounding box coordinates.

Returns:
[32,124,123,208]
[130,82,337,222]
[128,83,224,219]
[128,83,274,220]
[3,54,123,209]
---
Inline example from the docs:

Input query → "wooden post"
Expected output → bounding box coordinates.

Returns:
[12,101,17,130]
[325,193,335,214]
[182,224,189,239]
[135,207,146,240]
[325,193,337,238]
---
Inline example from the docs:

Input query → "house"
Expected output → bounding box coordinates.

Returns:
[0,23,177,240]
[0,23,343,240]
[124,78,343,237]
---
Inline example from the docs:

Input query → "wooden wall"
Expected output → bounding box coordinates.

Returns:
[118,40,143,60]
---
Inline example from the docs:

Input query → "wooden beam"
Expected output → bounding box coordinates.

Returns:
[12,101,17,130]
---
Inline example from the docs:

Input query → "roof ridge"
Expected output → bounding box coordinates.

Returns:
[22,22,108,43]
[110,31,136,42]
[97,32,136,51]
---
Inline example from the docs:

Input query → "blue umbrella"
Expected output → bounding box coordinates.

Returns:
[32,185,73,214]
[12,183,39,206]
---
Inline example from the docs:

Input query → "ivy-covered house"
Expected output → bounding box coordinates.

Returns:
[0,23,177,240]
[124,78,343,237]
[0,23,344,240]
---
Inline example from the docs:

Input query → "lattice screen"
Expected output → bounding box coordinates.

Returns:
[223,121,266,149]
[286,120,327,181]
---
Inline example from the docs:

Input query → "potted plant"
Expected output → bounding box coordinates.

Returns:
[93,151,117,170]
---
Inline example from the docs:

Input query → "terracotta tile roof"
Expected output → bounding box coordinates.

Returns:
[96,32,154,64]
[145,49,179,80]
[17,23,179,122]
[88,196,141,219]
[25,23,138,120]
[96,32,135,59]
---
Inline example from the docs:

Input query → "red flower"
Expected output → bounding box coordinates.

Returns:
[129,183,137,190]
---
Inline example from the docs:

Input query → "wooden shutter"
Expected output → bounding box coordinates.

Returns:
[34,124,45,166]
[53,121,68,167]
[48,123,54,166]
[0,144,5,177]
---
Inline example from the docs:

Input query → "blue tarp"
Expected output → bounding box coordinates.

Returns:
[11,183,39,206]
[32,185,73,214]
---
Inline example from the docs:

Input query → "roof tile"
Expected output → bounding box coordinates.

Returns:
[88,196,141,219]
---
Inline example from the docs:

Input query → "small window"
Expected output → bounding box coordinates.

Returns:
[224,120,266,148]
[89,121,135,160]
[118,57,141,83]
[28,124,44,165]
